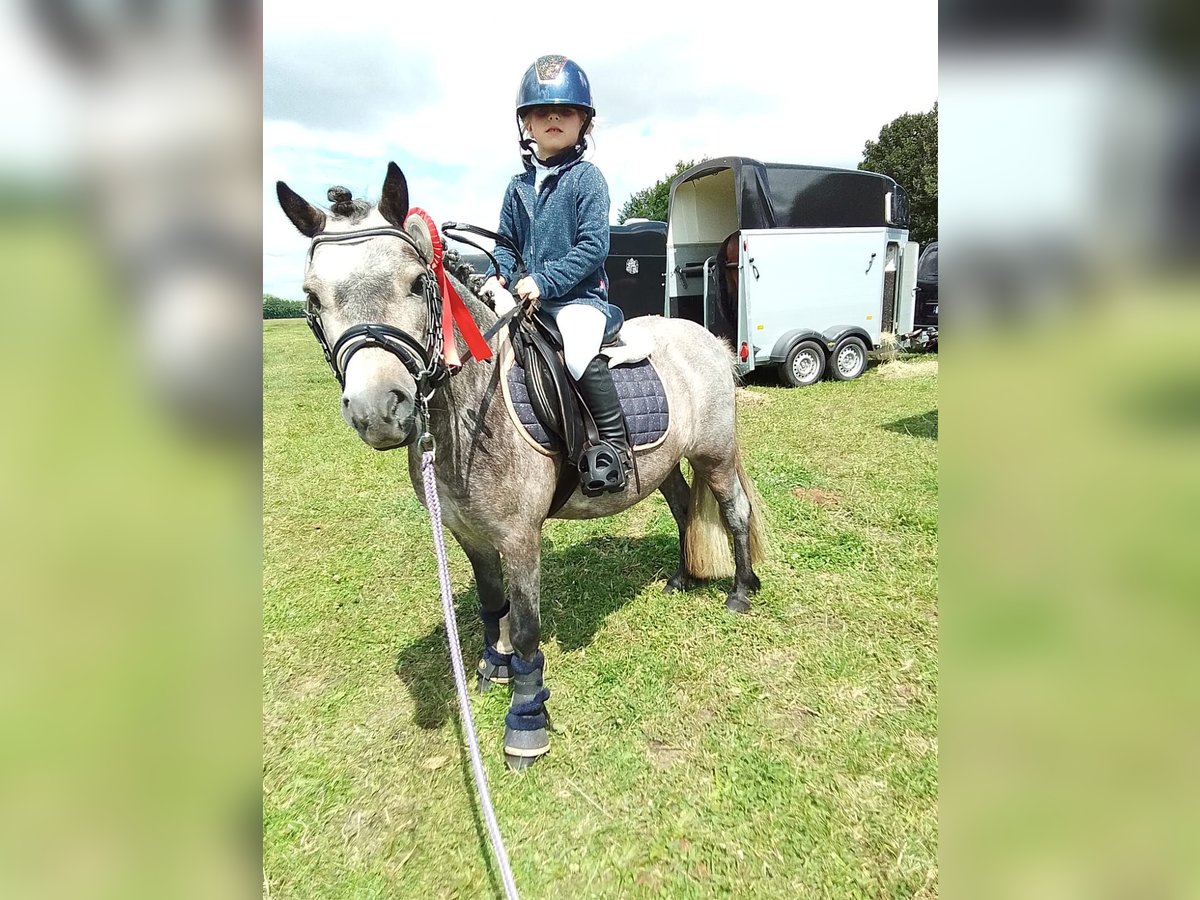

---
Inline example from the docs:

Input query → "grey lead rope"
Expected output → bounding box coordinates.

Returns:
[420,443,520,900]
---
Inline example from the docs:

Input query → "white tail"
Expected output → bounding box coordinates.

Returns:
[683,449,769,579]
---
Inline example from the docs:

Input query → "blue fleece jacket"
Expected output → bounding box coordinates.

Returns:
[493,156,611,314]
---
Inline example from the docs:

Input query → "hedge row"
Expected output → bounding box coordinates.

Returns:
[263,295,304,319]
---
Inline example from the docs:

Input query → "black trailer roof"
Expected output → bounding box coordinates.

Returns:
[669,156,910,230]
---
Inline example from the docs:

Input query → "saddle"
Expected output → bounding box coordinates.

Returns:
[508,304,634,515]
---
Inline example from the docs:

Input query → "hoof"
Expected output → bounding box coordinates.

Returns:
[665,570,700,593]
[504,752,542,771]
[725,594,751,614]
[504,727,550,771]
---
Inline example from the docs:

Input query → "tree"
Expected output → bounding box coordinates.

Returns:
[859,103,938,247]
[617,159,704,223]
[263,294,305,319]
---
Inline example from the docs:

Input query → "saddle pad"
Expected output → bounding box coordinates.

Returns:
[505,358,670,452]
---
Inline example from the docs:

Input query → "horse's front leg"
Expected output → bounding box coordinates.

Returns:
[453,535,513,693]
[499,527,550,770]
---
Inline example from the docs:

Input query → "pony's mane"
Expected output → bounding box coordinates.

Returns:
[442,249,484,297]
[326,186,372,223]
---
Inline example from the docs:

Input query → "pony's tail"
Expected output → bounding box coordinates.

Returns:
[683,447,769,580]
[739,449,770,566]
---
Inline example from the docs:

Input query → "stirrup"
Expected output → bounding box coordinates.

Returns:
[579,440,629,496]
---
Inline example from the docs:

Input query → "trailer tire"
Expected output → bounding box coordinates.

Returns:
[780,340,826,387]
[830,336,868,381]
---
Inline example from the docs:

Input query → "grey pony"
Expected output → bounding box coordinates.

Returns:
[277,163,768,768]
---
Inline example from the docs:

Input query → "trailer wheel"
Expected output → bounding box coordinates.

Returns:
[830,336,868,381]
[780,340,826,387]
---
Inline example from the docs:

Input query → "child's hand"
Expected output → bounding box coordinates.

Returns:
[514,276,541,304]
[480,276,515,315]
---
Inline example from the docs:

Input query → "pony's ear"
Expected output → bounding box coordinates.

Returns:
[377,162,410,228]
[403,211,435,263]
[276,181,326,238]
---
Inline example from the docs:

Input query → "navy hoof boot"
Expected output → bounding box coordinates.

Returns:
[504,652,551,770]
[476,644,513,694]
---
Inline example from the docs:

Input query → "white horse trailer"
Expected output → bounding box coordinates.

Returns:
[664,157,920,385]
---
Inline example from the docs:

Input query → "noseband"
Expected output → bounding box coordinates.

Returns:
[304,227,449,403]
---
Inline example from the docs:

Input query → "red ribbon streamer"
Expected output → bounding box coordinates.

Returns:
[409,207,493,367]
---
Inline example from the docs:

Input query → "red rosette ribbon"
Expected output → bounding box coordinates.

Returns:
[409,207,493,367]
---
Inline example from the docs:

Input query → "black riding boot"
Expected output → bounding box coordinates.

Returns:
[575,355,631,495]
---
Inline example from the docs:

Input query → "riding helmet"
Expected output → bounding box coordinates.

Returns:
[516,55,595,117]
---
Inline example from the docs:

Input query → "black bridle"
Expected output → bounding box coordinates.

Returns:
[304,226,449,405]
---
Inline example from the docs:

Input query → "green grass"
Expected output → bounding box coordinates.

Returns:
[264,320,938,899]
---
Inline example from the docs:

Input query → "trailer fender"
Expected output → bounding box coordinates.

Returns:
[822,325,876,351]
[769,329,829,363]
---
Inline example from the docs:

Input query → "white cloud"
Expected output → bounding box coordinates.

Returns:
[263,0,938,297]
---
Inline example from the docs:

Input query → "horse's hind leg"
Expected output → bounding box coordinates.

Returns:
[455,536,512,693]
[660,464,700,593]
[692,455,763,614]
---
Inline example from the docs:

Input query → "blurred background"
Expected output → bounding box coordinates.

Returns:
[942,0,1199,897]
[1,0,1198,895]
[0,1,261,897]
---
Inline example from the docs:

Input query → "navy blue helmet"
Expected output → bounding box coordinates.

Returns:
[516,55,595,117]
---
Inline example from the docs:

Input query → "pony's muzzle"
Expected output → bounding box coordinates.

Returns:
[342,386,416,449]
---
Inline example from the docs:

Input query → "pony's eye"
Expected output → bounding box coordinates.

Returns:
[413,274,428,294]
[305,290,321,310]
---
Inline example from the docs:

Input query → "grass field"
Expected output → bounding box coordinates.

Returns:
[263,319,938,899]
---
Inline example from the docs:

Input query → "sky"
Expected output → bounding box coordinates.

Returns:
[263,0,939,298]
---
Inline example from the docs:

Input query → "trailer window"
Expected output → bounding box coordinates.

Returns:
[918,244,938,280]
[887,187,911,227]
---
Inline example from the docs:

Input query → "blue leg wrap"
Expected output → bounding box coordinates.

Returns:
[504,651,551,762]
[478,601,510,626]
[510,651,545,676]
[477,604,513,687]
[477,643,514,686]
[482,644,512,668]
[506,688,551,731]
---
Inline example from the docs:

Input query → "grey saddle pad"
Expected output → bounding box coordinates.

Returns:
[506,358,669,452]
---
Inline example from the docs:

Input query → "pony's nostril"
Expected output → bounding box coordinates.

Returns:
[342,396,350,408]
[388,389,410,420]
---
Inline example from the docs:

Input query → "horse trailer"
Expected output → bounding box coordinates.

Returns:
[605,220,668,320]
[664,157,920,386]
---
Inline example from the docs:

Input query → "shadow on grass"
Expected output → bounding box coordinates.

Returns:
[883,409,938,440]
[394,533,687,731]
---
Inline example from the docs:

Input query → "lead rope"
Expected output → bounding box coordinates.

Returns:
[419,434,520,900]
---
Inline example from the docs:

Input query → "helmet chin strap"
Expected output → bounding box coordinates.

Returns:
[516,112,593,166]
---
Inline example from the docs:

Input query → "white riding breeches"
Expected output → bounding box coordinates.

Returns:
[552,303,607,381]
